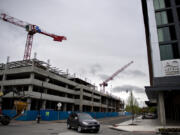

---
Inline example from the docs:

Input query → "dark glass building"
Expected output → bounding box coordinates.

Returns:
[141,0,180,125]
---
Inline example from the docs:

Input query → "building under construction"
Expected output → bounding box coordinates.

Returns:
[0,59,123,112]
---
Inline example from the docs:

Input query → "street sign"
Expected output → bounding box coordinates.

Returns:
[57,102,62,107]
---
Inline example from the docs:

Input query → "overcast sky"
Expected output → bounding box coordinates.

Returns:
[0,0,149,106]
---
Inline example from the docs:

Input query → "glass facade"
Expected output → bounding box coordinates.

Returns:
[159,44,173,60]
[157,26,176,42]
[153,0,170,10]
[153,0,180,60]
[160,44,179,60]
[155,10,173,25]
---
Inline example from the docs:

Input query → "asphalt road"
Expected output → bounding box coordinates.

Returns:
[0,116,156,135]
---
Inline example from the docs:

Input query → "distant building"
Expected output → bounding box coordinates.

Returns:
[0,59,123,112]
[141,0,180,125]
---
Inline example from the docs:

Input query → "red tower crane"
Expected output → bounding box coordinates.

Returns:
[99,61,133,92]
[0,13,67,60]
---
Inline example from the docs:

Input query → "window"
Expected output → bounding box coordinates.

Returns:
[177,8,180,21]
[153,0,170,10]
[159,44,180,60]
[175,0,180,5]
[155,10,173,25]
[157,26,176,42]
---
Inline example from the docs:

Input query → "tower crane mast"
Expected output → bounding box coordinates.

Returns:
[100,61,133,92]
[0,13,67,60]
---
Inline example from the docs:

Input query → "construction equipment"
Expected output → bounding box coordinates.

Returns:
[0,90,28,125]
[0,13,67,60]
[99,61,133,92]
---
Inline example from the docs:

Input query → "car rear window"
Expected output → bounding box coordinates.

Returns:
[78,113,93,120]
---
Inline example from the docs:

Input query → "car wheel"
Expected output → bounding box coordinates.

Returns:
[94,129,99,133]
[1,116,10,125]
[77,126,82,133]
[67,123,71,129]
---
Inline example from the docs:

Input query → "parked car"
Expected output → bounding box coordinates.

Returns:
[142,113,157,119]
[67,112,100,133]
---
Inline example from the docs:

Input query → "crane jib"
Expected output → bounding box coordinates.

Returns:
[1,12,66,60]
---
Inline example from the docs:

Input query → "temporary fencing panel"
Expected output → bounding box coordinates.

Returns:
[3,110,129,121]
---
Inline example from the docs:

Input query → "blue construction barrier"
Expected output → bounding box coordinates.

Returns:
[125,112,132,116]
[2,110,38,121]
[2,110,129,121]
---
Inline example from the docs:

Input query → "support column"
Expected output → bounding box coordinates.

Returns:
[41,78,49,110]
[158,92,166,126]
[27,98,31,110]
[91,91,94,112]
[27,73,34,110]
[72,104,74,111]
[0,57,9,105]
[63,103,67,111]
[79,87,83,112]
[106,98,108,112]
[42,99,46,110]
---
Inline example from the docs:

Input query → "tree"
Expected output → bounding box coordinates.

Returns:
[125,91,139,124]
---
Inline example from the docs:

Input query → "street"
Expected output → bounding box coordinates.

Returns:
[0,116,156,135]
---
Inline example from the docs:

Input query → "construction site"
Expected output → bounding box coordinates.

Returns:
[0,58,123,112]
[0,12,128,124]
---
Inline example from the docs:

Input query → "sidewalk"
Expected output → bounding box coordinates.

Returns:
[109,117,180,133]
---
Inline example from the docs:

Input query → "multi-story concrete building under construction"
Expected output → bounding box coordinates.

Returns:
[0,59,123,113]
[142,0,180,125]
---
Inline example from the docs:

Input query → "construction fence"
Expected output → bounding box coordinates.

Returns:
[2,110,131,121]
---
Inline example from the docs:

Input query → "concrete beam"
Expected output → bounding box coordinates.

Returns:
[0,79,31,86]
[2,66,33,75]
[33,67,77,86]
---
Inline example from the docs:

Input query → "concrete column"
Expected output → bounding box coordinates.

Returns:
[27,98,31,110]
[106,98,108,112]
[91,91,94,112]
[27,73,34,110]
[42,100,46,110]
[63,103,67,111]
[41,78,49,110]
[158,92,166,125]
[72,104,74,111]
[0,57,9,103]
[28,85,33,92]
[79,87,83,112]
[28,73,34,92]
[91,106,93,112]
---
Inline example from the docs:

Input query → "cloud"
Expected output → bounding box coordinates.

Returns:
[98,74,109,81]
[89,64,102,75]
[125,70,146,77]
[112,85,145,94]
[117,70,147,79]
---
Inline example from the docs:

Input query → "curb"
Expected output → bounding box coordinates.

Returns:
[109,126,129,132]
[109,126,156,133]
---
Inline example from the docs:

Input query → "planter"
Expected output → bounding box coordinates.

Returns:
[158,128,180,135]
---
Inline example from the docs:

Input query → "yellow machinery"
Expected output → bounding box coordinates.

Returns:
[0,91,28,125]
[13,101,28,119]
